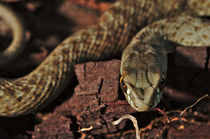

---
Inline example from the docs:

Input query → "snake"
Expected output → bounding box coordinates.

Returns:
[0,0,210,117]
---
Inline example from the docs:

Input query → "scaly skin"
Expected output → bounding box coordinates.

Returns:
[121,16,210,111]
[0,4,25,67]
[0,0,210,117]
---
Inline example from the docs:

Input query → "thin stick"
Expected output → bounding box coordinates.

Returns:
[180,94,209,116]
[79,126,93,132]
[155,108,170,123]
[112,114,140,139]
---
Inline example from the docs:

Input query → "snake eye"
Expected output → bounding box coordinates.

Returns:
[120,76,127,92]
[160,78,165,85]
[159,75,166,90]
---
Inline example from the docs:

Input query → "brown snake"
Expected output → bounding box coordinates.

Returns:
[0,0,210,117]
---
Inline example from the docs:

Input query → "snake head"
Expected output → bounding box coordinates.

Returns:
[120,71,165,112]
[120,40,167,112]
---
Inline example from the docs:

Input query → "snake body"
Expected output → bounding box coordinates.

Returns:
[0,0,210,117]
[0,4,25,67]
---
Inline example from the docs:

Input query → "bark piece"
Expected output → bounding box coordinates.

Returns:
[164,46,210,109]
[33,114,74,138]
[175,47,208,69]
[55,60,136,134]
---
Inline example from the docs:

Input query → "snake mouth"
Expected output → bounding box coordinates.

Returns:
[120,78,163,112]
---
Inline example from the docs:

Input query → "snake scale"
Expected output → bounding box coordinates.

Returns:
[0,0,210,117]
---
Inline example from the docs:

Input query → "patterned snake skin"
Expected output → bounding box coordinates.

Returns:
[0,0,210,117]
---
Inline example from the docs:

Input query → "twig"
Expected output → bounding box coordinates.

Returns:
[155,108,170,123]
[79,126,93,132]
[180,94,209,116]
[112,114,140,139]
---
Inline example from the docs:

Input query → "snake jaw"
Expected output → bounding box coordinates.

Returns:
[126,87,162,111]
[152,87,163,109]
[125,87,150,111]
[120,77,163,112]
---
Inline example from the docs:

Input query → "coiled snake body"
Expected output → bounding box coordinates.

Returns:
[0,0,210,117]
